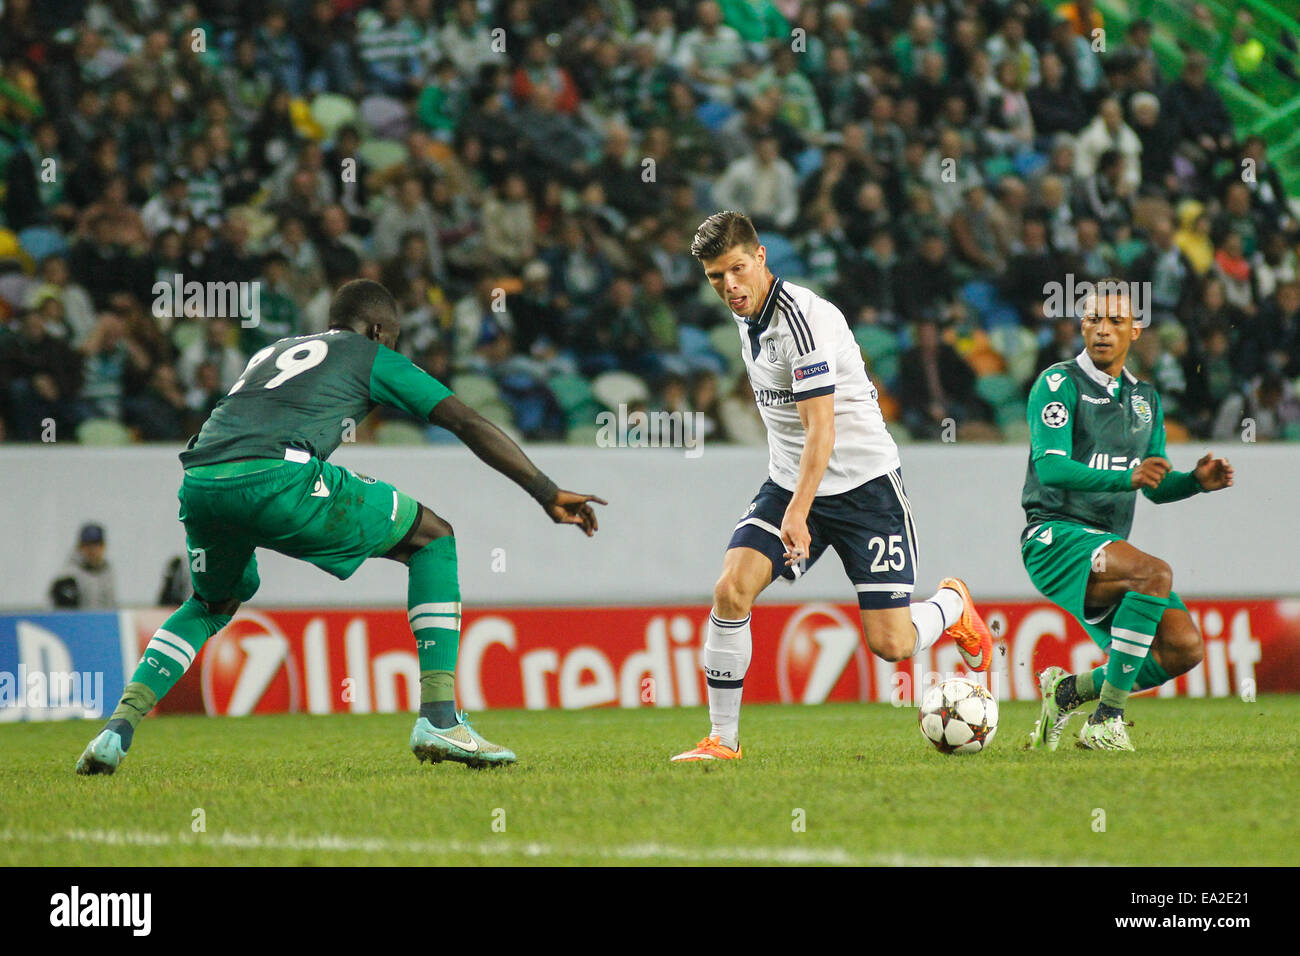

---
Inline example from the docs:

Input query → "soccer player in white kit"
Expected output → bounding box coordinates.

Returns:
[671,211,994,762]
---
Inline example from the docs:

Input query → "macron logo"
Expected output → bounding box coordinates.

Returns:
[50,886,151,936]
[794,361,829,381]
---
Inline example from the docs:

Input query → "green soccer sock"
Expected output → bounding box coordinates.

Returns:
[1134,655,1173,691]
[1098,592,1168,713]
[107,596,233,749]
[408,536,461,728]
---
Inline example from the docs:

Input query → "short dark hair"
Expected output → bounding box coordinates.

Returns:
[329,278,398,331]
[690,210,759,260]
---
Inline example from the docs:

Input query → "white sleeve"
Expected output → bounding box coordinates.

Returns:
[785,294,840,402]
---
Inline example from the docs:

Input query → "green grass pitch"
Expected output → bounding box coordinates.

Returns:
[2,696,1297,866]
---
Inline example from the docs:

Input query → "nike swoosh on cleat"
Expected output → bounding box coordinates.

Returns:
[429,731,478,753]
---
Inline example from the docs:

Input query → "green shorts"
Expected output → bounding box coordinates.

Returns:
[1020,518,1186,650]
[178,457,420,603]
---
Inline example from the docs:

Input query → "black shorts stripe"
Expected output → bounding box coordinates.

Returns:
[706,677,745,689]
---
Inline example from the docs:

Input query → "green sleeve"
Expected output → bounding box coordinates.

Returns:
[1143,470,1203,502]
[369,346,452,420]
[1027,370,1077,462]
[1145,390,1168,459]
[1034,454,1135,492]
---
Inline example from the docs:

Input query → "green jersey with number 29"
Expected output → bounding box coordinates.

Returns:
[179,330,451,468]
[1020,351,1165,538]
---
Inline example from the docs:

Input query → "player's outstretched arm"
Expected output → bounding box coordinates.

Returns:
[429,395,606,535]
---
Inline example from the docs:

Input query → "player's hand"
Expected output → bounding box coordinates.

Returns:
[546,490,606,536]
[1193,452,1234,491]
[1130,456,1171,490]
[780,510,811,567]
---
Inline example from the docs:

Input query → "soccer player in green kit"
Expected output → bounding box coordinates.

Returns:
[1022,284,1234,752]
[76,279,605,774]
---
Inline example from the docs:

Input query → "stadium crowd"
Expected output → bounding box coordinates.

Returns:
[1,0,1298,447]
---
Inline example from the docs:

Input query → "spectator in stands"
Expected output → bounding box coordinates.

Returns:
[1028,51,1086,140]
[49,523,116,609]
[898,320,996,440]
[1162,52,1235,185]
[712,133,799,233]
[1074,97,1141,190]
[1,307,84,441]
[1131,216,1194,325]
[177,316,245,394]
[1213,372,1300,442]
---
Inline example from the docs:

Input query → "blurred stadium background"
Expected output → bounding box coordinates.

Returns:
[2,0,1299,720]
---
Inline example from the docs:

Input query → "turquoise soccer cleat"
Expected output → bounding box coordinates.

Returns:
[75,728,127,775]
[1029,666,1078,752]
[410,712,516,768]
[1077,713,1136,751]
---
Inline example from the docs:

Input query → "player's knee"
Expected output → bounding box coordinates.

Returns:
[1133,558,1173,598]
[864,623,914,662]
[410,508,454,548]
[713,574,754,619]
[199,595,240,617]
[1168,627,1204,673]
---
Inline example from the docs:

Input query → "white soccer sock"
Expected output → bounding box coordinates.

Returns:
[704,611,752,750]
[910,586,965,654]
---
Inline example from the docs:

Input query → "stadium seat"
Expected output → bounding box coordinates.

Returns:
[310,93,359,140]
[549,372,597,412]
[757,233,806,277]
[709,326,744,374]
[985,305,1022,330]
[993,396,1027,424]
[999,419,1031,443]
[449,373,501,411]
[76,419,133,445]
[695,101,736,132]
[375,420,427,445]
[356,138,409,173]
[358,95,410,139]
[678,324,713,358]
[855,325,901,387]
[566,423,601,446]
[989,325,1040,385]
[591,370,649,410]
[976,373,1020,408]
[17,226,68,262]
[476,399,517,431]
[288,98,323,140]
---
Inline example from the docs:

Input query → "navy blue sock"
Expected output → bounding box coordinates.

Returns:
[1090,702,1124,723]
[105,717,135,751]
[419,701,458,728]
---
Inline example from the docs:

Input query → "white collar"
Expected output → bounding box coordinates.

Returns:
[1075,349,1137,393]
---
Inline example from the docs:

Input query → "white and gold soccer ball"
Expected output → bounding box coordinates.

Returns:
[918,678,999,754]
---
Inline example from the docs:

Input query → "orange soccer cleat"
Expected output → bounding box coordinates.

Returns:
[670,736,743,762]
[938,576,994,672]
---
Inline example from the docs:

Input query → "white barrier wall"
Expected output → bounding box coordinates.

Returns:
[2,442,1297,610]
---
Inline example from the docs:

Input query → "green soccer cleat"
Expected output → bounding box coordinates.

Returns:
[1029,666,1077,752]
[75,728,127,775]
[410,712,516,768]
[1077,714,1136,752]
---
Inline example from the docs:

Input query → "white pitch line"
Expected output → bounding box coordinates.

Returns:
[0,828,1073,866]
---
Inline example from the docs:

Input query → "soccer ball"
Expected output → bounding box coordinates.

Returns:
[918,678,999,754]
